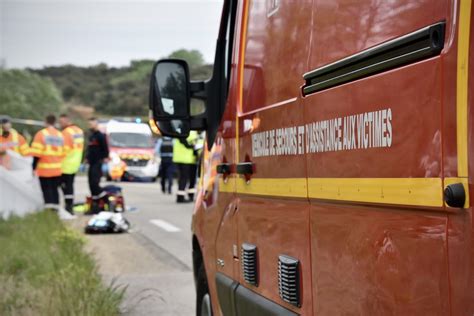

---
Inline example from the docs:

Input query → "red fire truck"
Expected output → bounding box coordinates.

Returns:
[148,0,474,315]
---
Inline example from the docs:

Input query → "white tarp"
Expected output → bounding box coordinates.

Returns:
[0,150,43,219]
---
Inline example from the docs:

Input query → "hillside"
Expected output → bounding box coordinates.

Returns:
[30,50,213,117]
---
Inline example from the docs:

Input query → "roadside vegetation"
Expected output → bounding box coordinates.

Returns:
[0,211,125,316]
[0,48,211,139]
[30,49,213,117]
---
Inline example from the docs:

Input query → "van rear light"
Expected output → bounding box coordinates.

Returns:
[278,255,300,307]
[241,243,258,286]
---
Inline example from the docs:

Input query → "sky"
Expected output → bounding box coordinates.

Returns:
[0,0,223,69]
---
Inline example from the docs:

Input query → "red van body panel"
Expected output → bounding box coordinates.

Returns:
[191,0,474,314]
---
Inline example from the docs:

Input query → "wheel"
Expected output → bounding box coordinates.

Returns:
[196,262,212,316]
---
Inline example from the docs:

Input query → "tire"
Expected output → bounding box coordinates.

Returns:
[196,261,212,316]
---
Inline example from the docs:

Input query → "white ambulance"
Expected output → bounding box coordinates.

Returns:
[104,120,159,181]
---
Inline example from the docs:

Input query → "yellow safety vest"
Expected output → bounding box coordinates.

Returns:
[61,125,84,174]
[173,131,198,164]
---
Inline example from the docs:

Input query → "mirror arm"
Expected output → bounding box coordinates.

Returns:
[190,81,205,93]
[190,116,207,130]
[190,80,207,100]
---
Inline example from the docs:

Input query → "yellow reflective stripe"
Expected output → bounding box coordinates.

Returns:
[218,178,235,193]
[19,143,29,155]
[235,177,308,198]
[225,177,444,207]
[457,0,471,177]
[31,143,44,155]
[43,150,64,157]
[308,178,443,207]
[37,162,62,169]
[29,147,41,154]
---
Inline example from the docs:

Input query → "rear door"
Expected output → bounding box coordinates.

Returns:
[303,0,452,314]
[235,0,313,314]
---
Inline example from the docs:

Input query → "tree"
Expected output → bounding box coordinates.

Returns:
[168,49,205,68]
[28,52,213,117]
[0,69,63,120]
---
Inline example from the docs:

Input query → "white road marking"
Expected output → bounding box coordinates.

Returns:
[150,219,181,232]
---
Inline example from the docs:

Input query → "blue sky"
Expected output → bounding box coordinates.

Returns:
[0,0,223,68]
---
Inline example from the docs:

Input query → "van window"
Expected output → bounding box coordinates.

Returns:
[109,132,154,149]
[205,0,237,147]
[241,1,312,114]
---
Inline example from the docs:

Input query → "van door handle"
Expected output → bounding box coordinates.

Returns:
[216,163,232,175]
[236,162,254,176]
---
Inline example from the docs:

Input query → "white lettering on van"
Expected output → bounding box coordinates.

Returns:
[251,108,393,158]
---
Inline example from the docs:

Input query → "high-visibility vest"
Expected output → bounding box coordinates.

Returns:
[30,126,65,177]
[61,125,84,174]
[0,129,30,156]
[173,131,198,164]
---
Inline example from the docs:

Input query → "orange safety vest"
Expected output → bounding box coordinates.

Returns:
[30,126,65,177]
[0,129,30,156]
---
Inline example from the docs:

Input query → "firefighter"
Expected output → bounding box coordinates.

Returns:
[86,117,109,213]
[173,130,198,203]
[155,136,174,194]
[0,116,30,156]
[30,114,64,212]
[59,114,84,215]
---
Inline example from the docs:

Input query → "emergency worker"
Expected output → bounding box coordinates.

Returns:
[173,130,198,203]
[195,132,205,178]
[0,116,30,156]
[155,136,174,194]
[86,117,109,213]
[59,114,84,214]
[30,115,64,211]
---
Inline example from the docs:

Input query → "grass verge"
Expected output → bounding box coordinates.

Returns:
[0,211,125,316]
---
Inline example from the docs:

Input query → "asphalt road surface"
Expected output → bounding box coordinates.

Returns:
[72,176,196,315]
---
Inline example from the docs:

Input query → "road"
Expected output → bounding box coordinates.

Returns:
[72,176,196,315]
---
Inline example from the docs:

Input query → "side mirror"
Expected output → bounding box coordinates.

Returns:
[149,59,191,138]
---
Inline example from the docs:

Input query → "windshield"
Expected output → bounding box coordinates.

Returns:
[109,132,154,148]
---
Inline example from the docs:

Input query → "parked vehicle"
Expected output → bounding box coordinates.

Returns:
[148,0,474,315]
[104,120,159,181]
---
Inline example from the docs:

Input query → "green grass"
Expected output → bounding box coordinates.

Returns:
[0,211,125,316]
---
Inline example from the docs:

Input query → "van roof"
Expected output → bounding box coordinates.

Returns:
[105,120,152,135]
